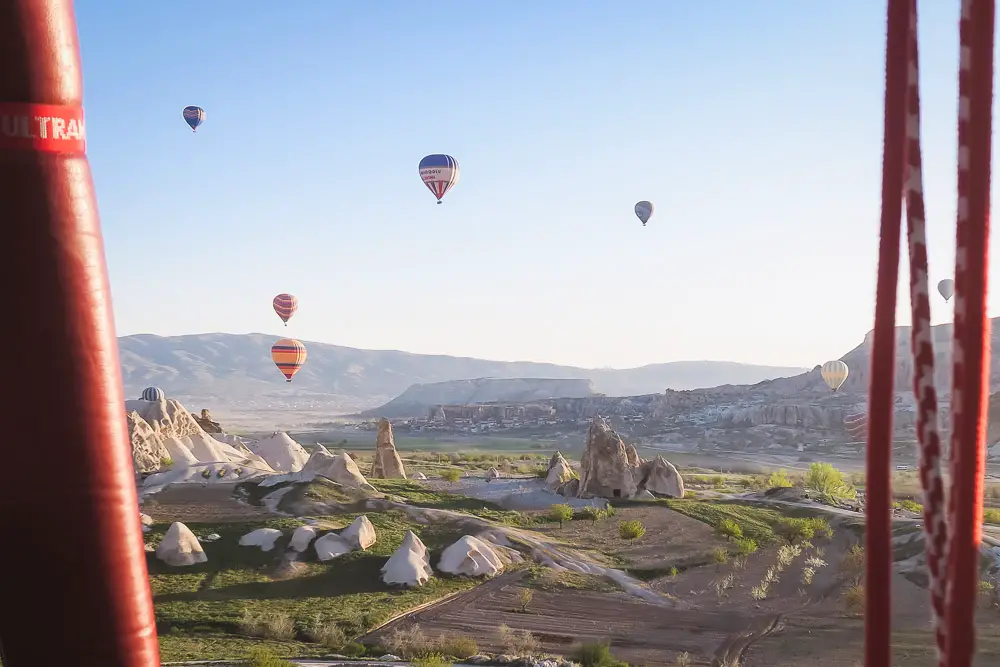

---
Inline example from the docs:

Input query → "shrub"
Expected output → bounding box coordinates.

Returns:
[717,518,743,541]
[668,566,679,577]
[711,546,729,565]
[735,538,758,556]
[498,624,540,656]
[550,504,574,528]
[896,499,923,513]
[767,469,793,488]
[674,652,692,667]
[159,456,173,468]
[247,647,296,667]
[840,545,866,582]
[605,504,617,518]
[441,469,461,483]
[805,463,856,499]
[803,517,833,540]
[844,583,865,614]
[750,583,769,600]
[983,508,1000,525]
[341,642,367,657]
[413,655,453,667]
[385,625,431,658]
[801,566,816,586]
[775,518,814,545]
[238,609,295,641]
[439,636,478,660]
[305,613,346,649]
[582,506,604,524]
[618,520,646,544]
[574,641,625,667]
[776,544,802,569]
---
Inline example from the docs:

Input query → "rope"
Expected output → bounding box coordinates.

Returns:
[945,1,994,665]
[866,1,911,664]
[901,1,949,660]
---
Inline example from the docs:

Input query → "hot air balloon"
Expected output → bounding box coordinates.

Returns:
[271,338,307,382]
[821,360,849,392]
[938,278,955,302]
[272,293,298,326]
[418,154,459,204]
[635,201,654,226]
[182,106,205,132]
[140,386,164,402]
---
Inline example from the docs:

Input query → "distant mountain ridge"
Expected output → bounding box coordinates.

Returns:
[117,332,807,414]
[363,377,599,418]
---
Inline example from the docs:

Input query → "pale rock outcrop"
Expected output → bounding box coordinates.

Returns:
[156,522,207,567]
[625,444,641,467]
[246,432,310,472]
[381,530,432,587]
[577,417,638,499]
[342,515,377,550]
[239,528,283,552]
[139,513,154,533]
[437,535,504,578]
[302,450,377,491]
[412,471,428,480]
[127,398,274,475]
[545,452,575,489]
[634,456,685,498]
[289,525,318,552]
[486,467,500,482]
[314,532,354,561]
[371,418,407,479]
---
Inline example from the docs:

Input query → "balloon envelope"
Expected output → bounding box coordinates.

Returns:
[635,201,654,226]
[821,360,849,391]
[183,106,205,132]
[141,386,164,402]
[273,293,298,325]
[418,154,460,203]
[938,279,955,302]
[271,338,307,382]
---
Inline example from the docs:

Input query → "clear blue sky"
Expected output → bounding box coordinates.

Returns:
[76,1,998,369]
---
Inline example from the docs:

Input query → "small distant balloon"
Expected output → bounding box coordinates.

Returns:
[141,386,165,402]
[272,293,298,326]
[418,154,460,204]
[938,278,955,302]
[183,106,205,132]
[634,201,654,226]
[271,338,307,383]
[821,360,849,392]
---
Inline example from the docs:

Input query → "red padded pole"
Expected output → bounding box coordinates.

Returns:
[0,1,159,664]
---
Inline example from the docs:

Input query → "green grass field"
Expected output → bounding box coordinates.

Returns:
[147,512,478,662]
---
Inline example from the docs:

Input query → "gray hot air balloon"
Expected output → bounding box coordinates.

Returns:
[634,201,653,226]
[938,278,955,302]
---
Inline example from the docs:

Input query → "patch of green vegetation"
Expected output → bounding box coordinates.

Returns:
[984,508,1000,524]
[663,499,785,544]
[371,479,533,526]
[804,462,856,500]
[147,514,478,662]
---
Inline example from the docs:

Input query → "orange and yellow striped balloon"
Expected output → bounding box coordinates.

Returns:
[271,338,307,382]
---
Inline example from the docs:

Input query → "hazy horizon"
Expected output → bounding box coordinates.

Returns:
[78,1,1000,370]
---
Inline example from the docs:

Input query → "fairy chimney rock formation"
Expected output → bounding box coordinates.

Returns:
[371,418,407,479]
[577,417,638,499]
[545,451,575,489]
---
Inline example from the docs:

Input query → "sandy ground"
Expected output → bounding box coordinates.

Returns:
[139,483,271,523]
[364,503,1000,667]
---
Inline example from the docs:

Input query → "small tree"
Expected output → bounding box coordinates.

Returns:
[767,469,793,488]
[441,468,461,484]
[716,518,743,541]
[518,587,534,613]
[582,506,604,524]
[805,462,856,499]
[711,546,729,571]
[735,537,758,556]
[550,504,573,528]
[619,520,646,545]
[775,518,814,545]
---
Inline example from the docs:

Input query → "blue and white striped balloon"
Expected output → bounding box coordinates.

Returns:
[141,386,165,402]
